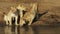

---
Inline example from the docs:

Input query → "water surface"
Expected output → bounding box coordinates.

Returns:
[0,25,60,34]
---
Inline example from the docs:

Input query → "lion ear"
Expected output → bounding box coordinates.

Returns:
[11,7,14,9]
[11,7,16,10]
[17,4,23,9]
[28,4,33,11]
[10,7,16,11]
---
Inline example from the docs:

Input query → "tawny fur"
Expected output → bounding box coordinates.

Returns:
[4,3,37,26]
[16,4,27,26]
[4,4,26,26]
[23,3,37,25]
[4,7,18,26]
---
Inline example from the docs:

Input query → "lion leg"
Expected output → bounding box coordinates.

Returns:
[28,17,34,25]
[5,20,9,25]
[28,19,33,25]
[8,17,12,26]
[9,19,12,26]
[20,18,25,27]
[15,16,18,25]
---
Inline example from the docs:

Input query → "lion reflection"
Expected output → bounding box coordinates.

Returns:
[4,26,34,34]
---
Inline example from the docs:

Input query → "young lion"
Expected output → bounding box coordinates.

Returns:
[16,4,27,26]
[4,4,27,26]
[4,7,18,26]
[23,3,37,25]
[4,10,16,25]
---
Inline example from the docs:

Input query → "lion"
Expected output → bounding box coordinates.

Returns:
[23,3,37,25]
[4,4,27,26]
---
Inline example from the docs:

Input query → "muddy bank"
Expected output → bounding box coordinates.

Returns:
[0,0,60,26]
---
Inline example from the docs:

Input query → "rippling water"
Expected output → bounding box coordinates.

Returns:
[0,25,60,34]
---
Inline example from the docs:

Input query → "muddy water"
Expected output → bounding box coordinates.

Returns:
[0,25,60,34]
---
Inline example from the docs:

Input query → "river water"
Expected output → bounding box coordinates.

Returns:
[0,25,60,34]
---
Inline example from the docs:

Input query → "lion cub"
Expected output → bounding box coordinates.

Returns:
[23,3,37,25]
